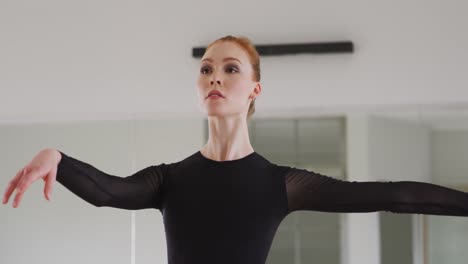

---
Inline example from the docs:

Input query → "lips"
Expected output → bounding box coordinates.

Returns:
[207,90,225,98]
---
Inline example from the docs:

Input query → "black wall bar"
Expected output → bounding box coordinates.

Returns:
[192,41,354,58]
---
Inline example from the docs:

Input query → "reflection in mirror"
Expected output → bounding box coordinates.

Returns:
[370,107,468,264]
[241,117,345,264]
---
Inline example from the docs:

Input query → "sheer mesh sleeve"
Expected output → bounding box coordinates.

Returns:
[284,166,468,216]
[56,151,165,210]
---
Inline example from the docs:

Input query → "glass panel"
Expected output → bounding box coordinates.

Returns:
[243,117,345,264]
[297,118,345,167]
[0,121,134,264]
[380,212,413,264]
[368,107,468,264]
[266,229,296,264]
[253,119,296,164]
[428,121,468,264]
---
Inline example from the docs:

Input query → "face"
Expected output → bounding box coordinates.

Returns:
[197,41,261,119]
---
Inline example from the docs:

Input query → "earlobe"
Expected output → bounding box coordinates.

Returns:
[254,83,261,96]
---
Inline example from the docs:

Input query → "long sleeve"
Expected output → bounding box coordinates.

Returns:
[56,151,165,210]
[283,166,468,216]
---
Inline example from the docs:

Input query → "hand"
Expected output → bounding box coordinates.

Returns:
[2,148,62,208]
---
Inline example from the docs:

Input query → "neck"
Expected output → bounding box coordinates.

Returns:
[201,115,254,161]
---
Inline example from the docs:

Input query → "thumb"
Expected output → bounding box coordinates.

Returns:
[44,167,57,201]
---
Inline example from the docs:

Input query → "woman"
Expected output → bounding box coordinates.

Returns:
[3,35,468,264]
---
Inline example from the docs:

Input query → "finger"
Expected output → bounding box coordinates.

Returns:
[44,166,57,201]
[14,166,41,208]
[12,168,29,208]
[2,182,15,204]
[15,166,29,194]
[3,168,25,204]
[13,189,25,208]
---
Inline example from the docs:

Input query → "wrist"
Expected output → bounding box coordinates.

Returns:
[44,148,62,164]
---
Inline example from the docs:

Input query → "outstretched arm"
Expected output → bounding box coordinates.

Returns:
[56,151,165,210]
[283,166,468,216]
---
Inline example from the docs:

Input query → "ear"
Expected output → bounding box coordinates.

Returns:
[250,82,262,99]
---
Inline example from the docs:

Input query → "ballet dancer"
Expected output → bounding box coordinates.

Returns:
[4,35,468,264]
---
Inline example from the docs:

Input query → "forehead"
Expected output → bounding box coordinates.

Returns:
[201,41,249,63]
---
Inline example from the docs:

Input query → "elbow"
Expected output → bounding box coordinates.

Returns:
[87,196,111,207]
[93,202,105,208]
[390,181,422,204]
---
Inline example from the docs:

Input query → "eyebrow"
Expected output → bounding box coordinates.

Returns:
[201,57,242,64]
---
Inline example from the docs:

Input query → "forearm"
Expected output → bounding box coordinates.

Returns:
[55,151,163,210]
[304,180,468,216]
[286,167,468,216]
[56,151,114,207]
[377,181,468,216]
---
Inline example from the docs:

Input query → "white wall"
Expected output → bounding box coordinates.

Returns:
[1,0,468,124]
[344,113,379,264]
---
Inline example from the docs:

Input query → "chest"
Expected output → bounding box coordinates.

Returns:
[162,166,285,217]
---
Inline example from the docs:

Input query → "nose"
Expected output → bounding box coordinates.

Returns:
[209,70,222,86]
[210,80,221,86]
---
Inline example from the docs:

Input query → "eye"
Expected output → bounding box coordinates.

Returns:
[225,65,239,73]
[200,66,211,74]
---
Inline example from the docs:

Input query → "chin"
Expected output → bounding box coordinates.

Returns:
[206,108,231,117]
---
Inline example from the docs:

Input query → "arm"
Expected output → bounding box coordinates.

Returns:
[56,151,165,210]
[283,166,468,216]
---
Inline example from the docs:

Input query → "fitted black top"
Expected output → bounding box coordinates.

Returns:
[56,150,468,264]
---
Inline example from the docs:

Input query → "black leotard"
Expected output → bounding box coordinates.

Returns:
[56,150,468,264]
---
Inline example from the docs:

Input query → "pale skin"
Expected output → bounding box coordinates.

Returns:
[2,148,61,208]
[198,41,262,161]
[2,40,261,208]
